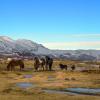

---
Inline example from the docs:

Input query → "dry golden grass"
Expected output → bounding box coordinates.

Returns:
[0,60,100,100]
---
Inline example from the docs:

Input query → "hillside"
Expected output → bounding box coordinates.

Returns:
[0,36,100,60]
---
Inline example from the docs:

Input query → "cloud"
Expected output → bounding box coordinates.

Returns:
[50,33,100,38]
[43,41,100,50]
[68,34,100,37]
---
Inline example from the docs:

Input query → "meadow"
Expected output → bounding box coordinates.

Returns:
[0,59,100,100]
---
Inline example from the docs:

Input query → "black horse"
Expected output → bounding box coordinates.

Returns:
[71,65,76,71]
[45,56,53,71]
[59,64,67,70]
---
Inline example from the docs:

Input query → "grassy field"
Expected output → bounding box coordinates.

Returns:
[0,60,100,100]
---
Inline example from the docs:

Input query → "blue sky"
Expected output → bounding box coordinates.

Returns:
[0,0,100,50]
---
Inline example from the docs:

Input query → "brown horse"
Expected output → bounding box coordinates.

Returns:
[34,57,40,71]
[7,59,24,71]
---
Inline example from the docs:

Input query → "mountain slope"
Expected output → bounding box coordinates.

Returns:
[0,36,15,53]
[0,36,100,60]
[0,36,50,55]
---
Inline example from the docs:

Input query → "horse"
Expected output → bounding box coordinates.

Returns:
[45,56,53,71]
[59,64,67,70]
[34,57,40,71]
[7,59,24,71]
[71,65,76,71]
[34,56,53,71]
[40,57,46,71]
[34,57,46,71]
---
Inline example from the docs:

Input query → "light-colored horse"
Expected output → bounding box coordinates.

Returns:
[34,57,46,71]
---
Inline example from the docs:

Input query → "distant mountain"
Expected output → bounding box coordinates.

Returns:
[0,36,15,53]
[52,50,100,60]
[0,36,51,55]
[0,36,100,61]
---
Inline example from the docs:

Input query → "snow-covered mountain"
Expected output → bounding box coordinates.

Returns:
[0,36,100,60]
[0,36,51,55]
[0,36,15,53]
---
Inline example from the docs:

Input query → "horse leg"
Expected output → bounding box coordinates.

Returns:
[45,64,48,71]
[65,66,67,70]
[43,65,45,71]
[7,65,10,71]
[20,66,22,71]
[41,64,44,71]
[49,65,51,71]
[35,65,38,71]
[11,66,13,71]
[20,65,23,71]
[12,66,15,71]
[49,63,52,71]
[7,63,11,71]
[34,65,37,71]
[36,66,38,71]
[37,65,40,71]
[20,63,24,71]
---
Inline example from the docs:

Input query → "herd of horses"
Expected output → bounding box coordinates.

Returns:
[7,56,54,71]
[6,56,76,71]
[5,56,100,72]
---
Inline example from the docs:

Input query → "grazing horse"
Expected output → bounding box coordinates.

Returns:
[59,64,67,70]
[7,59,24,71]
[45,56,53,71]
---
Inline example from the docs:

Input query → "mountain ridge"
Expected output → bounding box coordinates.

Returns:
[0,36,100,60]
